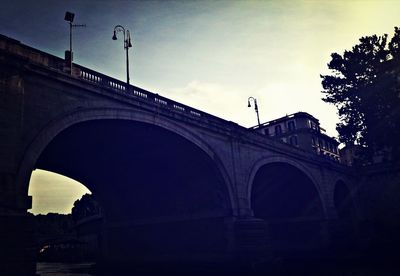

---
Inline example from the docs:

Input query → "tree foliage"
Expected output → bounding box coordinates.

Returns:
[71,194,101,222]
[321,27,400,162]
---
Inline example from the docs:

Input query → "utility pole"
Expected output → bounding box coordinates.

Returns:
[64,11,86,74]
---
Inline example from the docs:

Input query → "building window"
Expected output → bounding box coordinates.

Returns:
[288,121,296,131]
[312,137,316,146]
[309,120,318,131]
[275,125,282,135]
[264,128,269,136]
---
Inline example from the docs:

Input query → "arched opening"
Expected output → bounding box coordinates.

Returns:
[28,169,91,215]
[251,162,325,256]
[251,162,323,220]
[31,119,231,263]
[28,169,95,263]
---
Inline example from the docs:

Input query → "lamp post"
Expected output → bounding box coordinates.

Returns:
[248,96,261,127]
[64,11,85,74]
[112,25,132,86]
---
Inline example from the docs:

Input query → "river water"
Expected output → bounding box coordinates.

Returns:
[36,261,399,275]
[36,262,95,275]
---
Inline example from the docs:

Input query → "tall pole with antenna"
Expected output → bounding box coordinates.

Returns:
[64,11,86,74]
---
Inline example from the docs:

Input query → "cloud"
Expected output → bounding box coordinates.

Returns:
[164,80,261,127]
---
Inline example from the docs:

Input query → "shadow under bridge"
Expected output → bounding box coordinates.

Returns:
[35,119,233,264]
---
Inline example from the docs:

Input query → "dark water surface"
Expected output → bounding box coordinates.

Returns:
[36,261,400,276]
[36,262,95,275]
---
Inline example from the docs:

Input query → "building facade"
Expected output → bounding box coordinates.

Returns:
[250,112,341,162]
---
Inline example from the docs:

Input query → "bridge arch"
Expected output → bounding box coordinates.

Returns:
[16,107,236,213]
[248,156,328,255]
[247,155,327,218]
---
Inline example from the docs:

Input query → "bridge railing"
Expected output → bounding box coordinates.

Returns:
[0,34,234,128]
[75,67,338,165]
[76,64,224,124]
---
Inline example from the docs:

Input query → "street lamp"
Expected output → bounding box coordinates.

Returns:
[64,11,85,74]
[248,96,261,127]
[112,25,133,86]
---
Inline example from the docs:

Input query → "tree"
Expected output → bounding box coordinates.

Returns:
[71,194,101,222]
[321,27,400,162]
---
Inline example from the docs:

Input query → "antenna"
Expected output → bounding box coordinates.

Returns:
[64,11,86,74]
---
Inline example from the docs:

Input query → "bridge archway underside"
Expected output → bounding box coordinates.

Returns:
[33,119,234,260]
[250,162,328,255]
[36,119,232,220]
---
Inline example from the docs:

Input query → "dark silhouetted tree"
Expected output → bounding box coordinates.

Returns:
[321,27,400,162]
[71,194,101,222]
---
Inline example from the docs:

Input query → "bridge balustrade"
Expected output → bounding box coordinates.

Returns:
[0,34,219,127]
[75,64,214,122]
[154,98,168,105]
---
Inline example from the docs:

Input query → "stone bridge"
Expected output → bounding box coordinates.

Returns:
[0,34,357,275]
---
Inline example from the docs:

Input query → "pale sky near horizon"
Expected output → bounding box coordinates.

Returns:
[2,0,398,214]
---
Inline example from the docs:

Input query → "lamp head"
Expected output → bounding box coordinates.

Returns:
[128,38,132,47]
[248,100,251,108]
[112,31,117,40]
[64,11,75,23]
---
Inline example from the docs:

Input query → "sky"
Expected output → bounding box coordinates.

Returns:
[2,0,399,214]
[29,170,91,215]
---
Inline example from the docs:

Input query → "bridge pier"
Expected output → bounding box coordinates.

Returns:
[132,216,344,273]
[0,213,36,276]
[0,172,36,275]
[92,215,274,273]
[233,218,271,264]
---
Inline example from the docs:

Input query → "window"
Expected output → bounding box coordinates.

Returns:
[264,128,269,136]
[309,120,318,131]
[275,125,282,135]
[288,121,296,131]
[312,137,316,145]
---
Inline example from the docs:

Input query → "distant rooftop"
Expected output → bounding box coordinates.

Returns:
[250,112,319,129]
